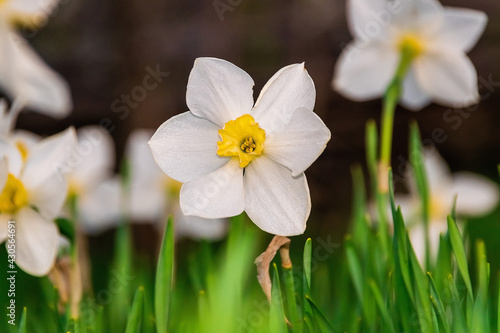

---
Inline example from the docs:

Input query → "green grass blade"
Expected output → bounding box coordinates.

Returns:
[283,264,301,332]
[269,263,287,333]
[17,307,27,333]
[155,216,174,333]
[471,240,489,333]
[428,273,450,333]
[125,286,145,333]
[305,295,336,333]
[447,216,473,300]
[409,122,430,267]
[408,236,434,333]
[498,274,500,333]
[303,238,312,292]
[368,280,395,333]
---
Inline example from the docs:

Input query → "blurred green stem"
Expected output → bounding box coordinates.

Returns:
[68,194,82,320]
[379,45,416,191]
[280,244,302,332]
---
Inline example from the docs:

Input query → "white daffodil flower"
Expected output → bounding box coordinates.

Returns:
[0,127,77,276]
[333,0,487,110]
[149,58,331,236]
[0,0,72,116]
[396,150,499,262]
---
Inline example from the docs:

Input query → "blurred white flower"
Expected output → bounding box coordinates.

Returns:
[64,126,120,234]
[333,0,487,110]
[0,0,72,116]
[67,126,115,201]
[77,129,228,240]
[0,127,76,276]
[149,58,330,236]
[396,150,499,262]
[128,129,227,240]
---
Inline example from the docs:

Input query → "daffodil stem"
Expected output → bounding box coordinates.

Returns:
[280,244,302,332]
[379,47,415,191]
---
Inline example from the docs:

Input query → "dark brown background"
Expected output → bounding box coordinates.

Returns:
[15,0,500,238]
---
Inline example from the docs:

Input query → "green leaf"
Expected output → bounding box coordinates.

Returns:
[55,217,75,244]
[428,273,450,333]
[408,236,434,333]
[283,264,301,332]
[269,263,287,333]
[303,238,312,292]
[17,307,27,333]
[498,274,500,333]
[368,280,396,333]
[366,119,378,185]
[303,238,314,322]
[125,286,145,333]
[305,295,336,333]
[155,216,175,333]
[409,122,431,266]
[471,240,489,333]
[447,216,473,300]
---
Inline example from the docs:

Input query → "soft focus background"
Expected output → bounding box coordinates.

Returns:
[13,0,500,241]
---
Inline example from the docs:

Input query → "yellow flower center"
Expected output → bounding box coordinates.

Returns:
[217,114,266,168]
[429,197,447,221]
[0,174,28,214]
[398,33,425,58]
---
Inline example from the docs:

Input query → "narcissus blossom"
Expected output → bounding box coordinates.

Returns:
[77,129,228,240]
[0,0,72,115]
[333,0,487,110]
[396,150,499,262]
[0,127,76,276]
[149,58,330,236]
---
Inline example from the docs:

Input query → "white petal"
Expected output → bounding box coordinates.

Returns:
[400,69,432,111]
[2,30,72,117]
[148,111,228,183]
[26,167,68,220]
[395,0,444,33]
[394,194,419,223]
[422,149,453,196]
[0,138,23,177]
[186,57,254,127]
[0,157,7,191]
[244,156,310,236]
[0,213,9,243]
[438,8,487,53]
[252,63,315,134]
[414,50,479,108]
[346,0,387,39]
[409,220,448,265]
[180,158,244,219]
[174,206,227,240]
[5,0,60,24]
[129,180,165,222]
[333,41,399,101]
[126,128,164,185]
[265,108,330,176]
[22,127,77,189]
[71,126,115,193]
[79,177,122,235]
[10,129,41,151]
[15,207,59,276]
[452,172,499,216]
